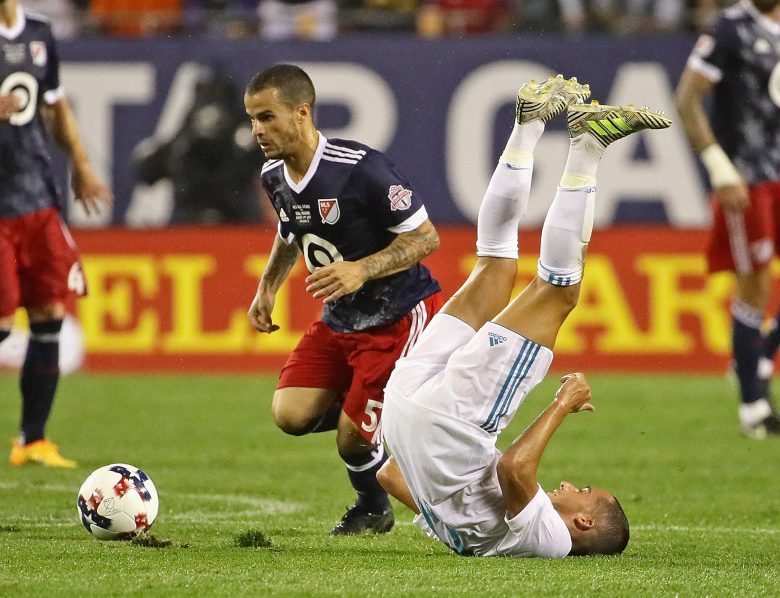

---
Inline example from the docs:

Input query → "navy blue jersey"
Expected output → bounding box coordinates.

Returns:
[0,8,62,218]
[261,134,440,332]
[686,1,780,184]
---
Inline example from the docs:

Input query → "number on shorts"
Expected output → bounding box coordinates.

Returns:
[67,263,86,295]
[361,399,383,432]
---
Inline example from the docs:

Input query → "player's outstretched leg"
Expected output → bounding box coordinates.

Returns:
[494,102,671,348]
[442,76,590,331]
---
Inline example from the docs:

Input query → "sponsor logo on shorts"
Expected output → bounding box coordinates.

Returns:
[488,332,507,347]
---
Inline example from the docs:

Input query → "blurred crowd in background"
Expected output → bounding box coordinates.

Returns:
[28,0,735,41]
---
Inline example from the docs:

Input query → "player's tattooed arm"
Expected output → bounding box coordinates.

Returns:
[260,234,301,293]
[305,219,439,303]
[249,235,301,333]
[361,218,440,279]
[675,68,748,210]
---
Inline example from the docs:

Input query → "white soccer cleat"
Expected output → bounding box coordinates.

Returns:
[567,101,672,148]
[515,75,591,125]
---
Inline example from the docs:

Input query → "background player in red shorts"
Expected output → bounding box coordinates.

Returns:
[0,0,112,467]
[245,64,441,534]
[676,0,780,438]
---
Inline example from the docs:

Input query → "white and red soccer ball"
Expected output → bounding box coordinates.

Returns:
[76,464,159,540]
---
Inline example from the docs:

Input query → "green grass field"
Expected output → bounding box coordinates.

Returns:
[0,372,778,596]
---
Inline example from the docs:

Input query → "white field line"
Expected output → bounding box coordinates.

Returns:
[0,481,302,514]
[2,483,777,535]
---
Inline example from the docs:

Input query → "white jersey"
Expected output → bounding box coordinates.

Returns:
[383,314,572,557]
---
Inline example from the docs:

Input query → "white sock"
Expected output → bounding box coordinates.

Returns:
[476,121,543,259]
[758,356,774,381]
[501,120,545,167]
[476,162,533,259]
[739,398,772,427]
[538,185,596,286]
[559,134,605,188]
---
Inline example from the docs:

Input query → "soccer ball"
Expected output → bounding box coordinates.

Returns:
[76,463,159,540]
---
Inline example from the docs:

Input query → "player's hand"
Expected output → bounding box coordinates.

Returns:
[247,286,279,333]
[72,165,113,216]
[714,182,750,212]
[0,94,20,121]
[553,373,594,414]
[305,261,366,303]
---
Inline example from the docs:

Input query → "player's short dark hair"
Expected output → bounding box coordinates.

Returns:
[576,496,630,556]
[245,64,316,109]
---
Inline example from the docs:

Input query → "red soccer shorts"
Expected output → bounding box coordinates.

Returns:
[277,292,443,444]
[0,208,86,317]
[707,180,780,275]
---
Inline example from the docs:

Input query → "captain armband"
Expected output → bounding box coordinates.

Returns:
[700,144,742,189]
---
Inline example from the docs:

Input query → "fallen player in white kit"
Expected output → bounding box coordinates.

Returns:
[379,75,672,557]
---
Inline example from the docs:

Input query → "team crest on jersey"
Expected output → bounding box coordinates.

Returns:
[318,198,340,224]
[388,185,412,211]
[693,34,715,58]
[29,42,47,67]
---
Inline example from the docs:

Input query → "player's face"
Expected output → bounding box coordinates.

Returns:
[244,87,306,160]
[547,480,612,513]
[752,0,780,12]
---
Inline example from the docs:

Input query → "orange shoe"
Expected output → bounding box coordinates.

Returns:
[9,438,77,468]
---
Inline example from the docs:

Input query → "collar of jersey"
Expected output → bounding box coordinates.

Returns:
[0,6,26,40]
[283,131,327,194]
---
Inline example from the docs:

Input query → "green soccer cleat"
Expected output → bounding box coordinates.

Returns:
[567,101,672,148]
[515,74,592,125]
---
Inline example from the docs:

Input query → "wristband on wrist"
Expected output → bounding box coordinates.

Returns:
[700,144,741,189]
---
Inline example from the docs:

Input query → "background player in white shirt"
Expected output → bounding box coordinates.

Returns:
[379,76,672,557]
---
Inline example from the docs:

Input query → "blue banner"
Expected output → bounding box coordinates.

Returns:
[57,35,709,228]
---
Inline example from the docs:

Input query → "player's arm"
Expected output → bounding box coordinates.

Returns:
[41,97,113,215]
[377,456,420,515]
[0,94,20,122]
[675,66,749,211]
[305,218,440,303]
[248,233,301,333]
[497,373,593,519]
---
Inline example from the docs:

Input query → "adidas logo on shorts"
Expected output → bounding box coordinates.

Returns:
[488,332,507,347]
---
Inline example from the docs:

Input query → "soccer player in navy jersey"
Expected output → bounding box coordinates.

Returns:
[378,77,670,557]
[676,0,780,438]
[244,64,442,534]
[1,0,112,467]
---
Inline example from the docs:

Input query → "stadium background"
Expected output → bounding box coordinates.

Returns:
[5,20,777,375]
